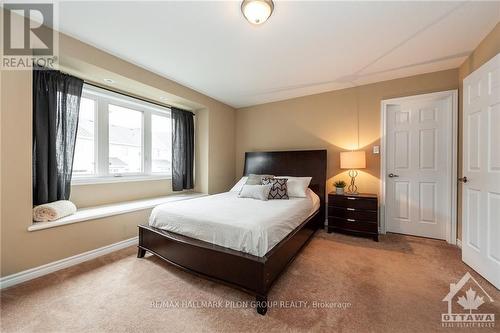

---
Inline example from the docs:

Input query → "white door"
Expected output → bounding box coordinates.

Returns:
[462,53,500,289]
[384,91,455,240]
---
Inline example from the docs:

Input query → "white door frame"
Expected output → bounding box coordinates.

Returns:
[379,90,458,244]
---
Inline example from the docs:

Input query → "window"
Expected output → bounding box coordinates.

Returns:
[151,114,172,174]
[72,84,172,183]
[73,97,96,176]
[108,104,143,174]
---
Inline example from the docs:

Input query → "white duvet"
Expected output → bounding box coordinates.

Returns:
[149,189,320,257]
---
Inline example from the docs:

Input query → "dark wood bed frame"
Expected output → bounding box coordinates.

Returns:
[137,150,327,315]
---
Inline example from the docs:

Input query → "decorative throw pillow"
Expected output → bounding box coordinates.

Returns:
[262,177,289,199]
[276,176,312,197]
[245,174,275,185]
[238,184,272,201]
[229,177,248,193]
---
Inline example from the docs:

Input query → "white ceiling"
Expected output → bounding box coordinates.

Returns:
[57,1,500,108]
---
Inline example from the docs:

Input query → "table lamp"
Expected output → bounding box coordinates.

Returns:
[340,151,366,194]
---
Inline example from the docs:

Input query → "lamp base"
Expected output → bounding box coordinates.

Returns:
[348,170,359,195]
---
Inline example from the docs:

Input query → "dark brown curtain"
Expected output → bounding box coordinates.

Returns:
[33,67,84,205]
[171,107,194,191]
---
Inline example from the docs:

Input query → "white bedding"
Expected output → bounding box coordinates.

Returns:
[149,189,320,257]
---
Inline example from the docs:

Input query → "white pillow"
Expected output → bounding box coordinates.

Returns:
[229,177,248,193]
[276,176,312,197]
[238,184,272,201]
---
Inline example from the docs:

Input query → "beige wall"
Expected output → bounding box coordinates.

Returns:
[70,180,173,208]
[456,23,500,239]
[235,23,500,243]
[236,69,459,197]
[0,29,235,276]
[459,23,500,80]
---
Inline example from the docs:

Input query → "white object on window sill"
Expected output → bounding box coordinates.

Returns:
[71,174,171,186]
[28,192,206,232]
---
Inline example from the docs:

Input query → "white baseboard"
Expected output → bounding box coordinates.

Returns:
[0,237,138,289]
[456,238,462,249]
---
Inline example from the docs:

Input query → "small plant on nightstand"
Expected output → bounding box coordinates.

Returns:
[334,180,346,195]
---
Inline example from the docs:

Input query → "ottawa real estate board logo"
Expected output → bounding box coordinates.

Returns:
[2,2,58,69]
[442,272,495,328]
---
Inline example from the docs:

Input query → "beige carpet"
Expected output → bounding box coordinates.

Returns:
[1,231,499,332]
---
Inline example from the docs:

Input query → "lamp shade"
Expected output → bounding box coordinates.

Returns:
[340,151,366,169]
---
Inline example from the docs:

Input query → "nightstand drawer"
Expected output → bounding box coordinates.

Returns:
[328,206,377,222]
[329,196,377,210]
[328,217,378,233]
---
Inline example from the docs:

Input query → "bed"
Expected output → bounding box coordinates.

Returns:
[137,150,327,315]
[149,189,320,257]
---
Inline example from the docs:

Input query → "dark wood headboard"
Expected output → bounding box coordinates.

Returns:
[243,150,327,212]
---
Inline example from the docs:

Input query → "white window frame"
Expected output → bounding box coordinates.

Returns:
[72,84,172,185]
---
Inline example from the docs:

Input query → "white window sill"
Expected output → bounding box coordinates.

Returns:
[71,175,171,186]
[28,192,207,232]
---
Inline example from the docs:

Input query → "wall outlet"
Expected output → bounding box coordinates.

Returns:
[373,145,380,154]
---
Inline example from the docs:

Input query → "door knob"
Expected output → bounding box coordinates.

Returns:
[458,176,468,183]
[388,173,399,178]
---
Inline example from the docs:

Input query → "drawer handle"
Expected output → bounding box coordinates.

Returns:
[347,208,355,211]
[347,218,356,222]
[347,197,357,200]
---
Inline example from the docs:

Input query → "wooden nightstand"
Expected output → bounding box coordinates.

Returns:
[327,193,378,241]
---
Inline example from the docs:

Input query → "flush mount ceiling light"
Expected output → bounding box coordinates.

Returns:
[241,0,274,25]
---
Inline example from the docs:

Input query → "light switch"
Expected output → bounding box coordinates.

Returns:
[373,145,380,154]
